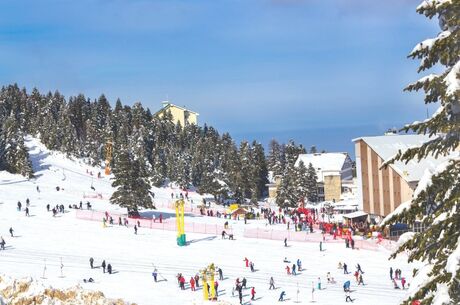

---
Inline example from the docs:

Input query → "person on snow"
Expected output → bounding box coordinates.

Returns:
[25,207,30,217]
[0,237,5,250]
[401,277,406,289]
[190,277,195,291]
[9,227,13,237]
[393,279,400,289]
[358,274,364,285]
[152,269,158,282]
[46,204,50,212]
[279,291,286,302]
[107,263,112,274]
[356,264,364,274]
[251,287,256,300]
[101,260,106,273]
[26,198,30,207]
[83,277,94,283]
[89,257,94,269]
[320,241,323,251]
[390,267,393,280]
[79,201,83,209]
[250,262,255,272]
[179,276,186,290]
[36,186,40,193]
[297,259,302,271]
[292,264,297,275]
[242,277,247,289]
[269,277,275,289]
[338,262,343,269]
[345,290,353,302]
[327,272,331,283]
[238,287,243,304]
[17,201,22,211]
[195,274,200,287]
[286,265,291,275]
[343,280,351,292]
[134,225,138,235]
[221,230,227,239]
[354,271,359,283]
[244,257,249,267]
[351,239,355,249]
[317,277,322,290]
[344,263,349,274]
[214,281,219,297]
[284,238,288,247]
[218,267,223,280]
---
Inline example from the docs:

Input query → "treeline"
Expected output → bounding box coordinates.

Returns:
[0,84,269,203]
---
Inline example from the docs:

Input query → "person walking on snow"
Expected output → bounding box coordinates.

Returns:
[344,263,349,274]
[284,238,288,247]
[317,277,322,290]
[345,290,353,302]
[152,269,158,282]
[195,274,200,287]
[101,260,106,273]
[190,277,196,291]
[218,267,223,280]
[9,227,13,237]
[297,259,302,271]
[242,277,247,289]
[269,277,275,290]
[286,265,291,275]
[0,237,5,250]
[356,264,364,274]
[251,287,256,300]
[107,263,112,274]
[244,257,249,267]
[401,277,406,289]
[134,225,138,235]
[390,267,393,280]
[25,207,30,217]
[17,201,22,211]
[292,264,296,275]
[89,257,94,269]
[279,291,286,302]
[358,274,364,285]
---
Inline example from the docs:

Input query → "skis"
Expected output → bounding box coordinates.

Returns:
[152,263,168,282]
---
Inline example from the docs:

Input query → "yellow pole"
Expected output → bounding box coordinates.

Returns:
[180,200,185,235]
[175,204,180,238]
[202,270,208,300]
[209,264,216,299]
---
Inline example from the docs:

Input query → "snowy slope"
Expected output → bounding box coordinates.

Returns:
[0,137,417,305]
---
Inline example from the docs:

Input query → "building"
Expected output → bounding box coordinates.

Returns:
[295,152,354,202]
[353,134,452,219]
[266,173,282,202]
[155,101,199,126]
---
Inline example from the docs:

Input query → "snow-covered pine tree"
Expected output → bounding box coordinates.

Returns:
[0,115,33,177]
[110,147,153,214]
[268,139,284,176]
[384,1,460,304]
[305,162,318,203]
[294,160,308,203]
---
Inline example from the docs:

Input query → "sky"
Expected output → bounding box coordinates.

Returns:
[0,0,439,156]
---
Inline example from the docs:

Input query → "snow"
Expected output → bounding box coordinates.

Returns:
[411,31,451,54]
[445,61,460,98]
[0,137,418,305]
[294,153,351,182]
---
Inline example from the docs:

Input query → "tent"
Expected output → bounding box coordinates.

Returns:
[231,208,248,216]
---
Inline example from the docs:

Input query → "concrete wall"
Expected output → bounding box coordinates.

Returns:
[324,175,342,202]
[157,105,198,126]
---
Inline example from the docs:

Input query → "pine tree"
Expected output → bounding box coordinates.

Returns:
[268,139,284,176]
[384,1,460,304]
[294,161,308,203]
[110,148,153,214]
[306,163,318,203]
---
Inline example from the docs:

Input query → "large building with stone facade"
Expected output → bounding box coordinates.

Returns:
[353,134,451,219]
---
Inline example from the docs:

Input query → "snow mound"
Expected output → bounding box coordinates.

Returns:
[0,275,135,305]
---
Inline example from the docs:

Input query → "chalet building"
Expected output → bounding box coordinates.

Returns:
[353,134,452,218]
[155,101,199,126]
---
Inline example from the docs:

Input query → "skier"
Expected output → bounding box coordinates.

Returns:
[401,277,406,289]
[356,264,364,274]
[358,274,364,285]
[250,262,255,272]
[238,287,243,304]
[244,257,249,267]
[9,227,13,237]
[320,241,323,251]
[134,225,138,235]
[190,277,195,291]
[345,290,353,302]
[89,257,94,269]
[107,263,112,274]
[194,274,200,287]
[393,279,400,289]
[26,198,30,206]
[297,259,302,271]
[317,277,322,290]
[344,263,349,274]
[390,267,393,280]
[25,207,30,217]
[286,265,291,275]
[152,269,158,282]
[46,204,50,212]
[218,267,223,280]
[284,238,287,247]
[269,277,275,290]
[279,291,286,301]
[17,201,22,211]
[0,237,5,250]
[179,275,185,290]
[101,260,106,273]
[292,264,296,275]
[343,280,351,292]
[251,287,256,300]
[242,277,247,289]
[354,271,359,283]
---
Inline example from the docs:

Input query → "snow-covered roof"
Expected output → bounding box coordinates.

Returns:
[295,152,351,182]
[342,211,368,219]
[353,134,452,183]
[159,101,199,115]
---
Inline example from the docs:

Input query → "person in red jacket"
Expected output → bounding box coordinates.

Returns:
[244,257,249,267]
[190,277,196,291]
[179,276,186,290]
[286,265,291,275]
[251,287,256,300]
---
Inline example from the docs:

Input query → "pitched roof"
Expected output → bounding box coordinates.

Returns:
[295,152,349,172]
[353,134,452,183]
[154,101,199,116]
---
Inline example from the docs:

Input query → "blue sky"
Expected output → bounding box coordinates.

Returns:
[0,0,438,155]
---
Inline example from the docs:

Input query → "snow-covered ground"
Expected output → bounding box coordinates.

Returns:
[0,138,417,305]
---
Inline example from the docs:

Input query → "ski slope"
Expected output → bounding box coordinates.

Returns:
[0,137,417,305]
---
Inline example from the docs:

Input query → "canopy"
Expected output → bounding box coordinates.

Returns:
[232,208,248,215]
[342,211,368,219]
